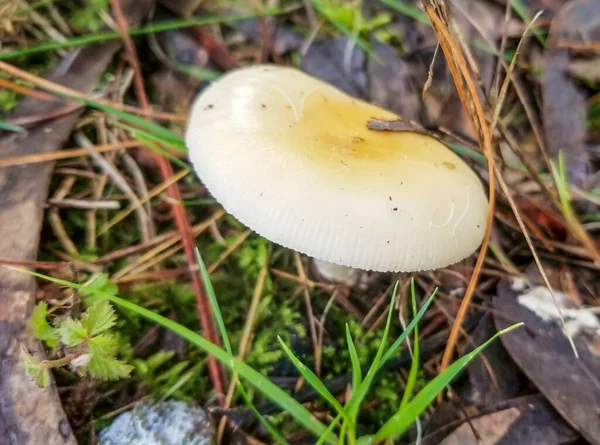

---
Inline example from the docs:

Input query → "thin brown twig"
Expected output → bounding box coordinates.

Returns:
[294,252,321,376]
[0,61,187,121]
[420,2,496,380]
[111,0,225,395]
[0,140,140,168]
[216,259,269,444]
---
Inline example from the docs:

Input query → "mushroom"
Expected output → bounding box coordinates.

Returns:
[186,65,488,277]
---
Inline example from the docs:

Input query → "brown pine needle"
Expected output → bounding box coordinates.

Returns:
[0,140,140,168]
[110,0,225,395]
[207,230,252,274]
[0,60,187,121]
[421,2,496,379]
[97,168,190,235]
[216,260,269,445]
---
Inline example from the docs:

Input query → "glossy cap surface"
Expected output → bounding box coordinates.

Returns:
[186,65,488,271]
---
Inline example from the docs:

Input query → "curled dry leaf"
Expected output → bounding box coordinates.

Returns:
[301,36,368,98]
[542,0,600,185]
[438,396,576,445]
[493,274,600,445]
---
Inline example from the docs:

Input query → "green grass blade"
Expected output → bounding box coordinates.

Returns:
[310,0,373,55]
[125,128,189,170]
[316,415,342,445]
[116,122,186,154]
[86,103,186,152]
[377,0,429,24]
[374,323,524,441]
[399,280,419,410]
[195,248,232,354]
[183,199,217,206]
[195,248,289,445]
[0,11,283,60]
[277,336,349,422]
[0,120,25,133]
[12,268,334,442]
[345,324,362,391]
[379,288,437,367]
[510,0,546,46]
[345,282,398,420]
[237,383,290,445]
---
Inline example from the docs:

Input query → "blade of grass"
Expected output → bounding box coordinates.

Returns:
[379,288,436,366]
[345,282,398,421]
[121,125,188,169]
[378,0,429,24]
[0,11,284,60]
[195,248,232,353]
[399,280,420,410]
[0,120,25,133]
[277,337,350,423]
[373,323,524,441]
[10,267,334,442]
[88,103,186,151]
[310,0,373,55]
[345,324,362,391]
[196,248,290,445]
[510,0,546,46]
[316,415,342,445]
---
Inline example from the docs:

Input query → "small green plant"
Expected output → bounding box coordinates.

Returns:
[18,260,521,444]
[24,292,132,388]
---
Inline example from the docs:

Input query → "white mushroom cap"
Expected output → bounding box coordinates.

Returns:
[186,65,488,272]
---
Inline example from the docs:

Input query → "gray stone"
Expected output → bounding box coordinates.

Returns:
[99,401,214,445]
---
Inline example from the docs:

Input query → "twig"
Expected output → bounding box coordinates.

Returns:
[216,259,269,444]
[207,230,252,274]
[0,61,187,121]
[294,252,321,376]
[111,0,224,395]
[420,1,496,379]
[48,198,120,210]
[0,140,139,168]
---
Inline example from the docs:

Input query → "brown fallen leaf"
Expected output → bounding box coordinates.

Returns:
[493,272,600,445]
[460,313,523,407]
[439,396,577,445]
[414,394,577,445]
[367,38,425,121]
[0,1,154,444]
[301,36,368,98]
[542,0,600,186]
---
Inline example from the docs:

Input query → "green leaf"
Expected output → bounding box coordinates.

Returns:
[278,336,348,422]
[22,347,51,387]
[345,324,362,391]
[83,273,118,296]
[399,279,420,410]
[374,323,524,441]
[57,318,88,346]
[87,354,133,380]
[197,247,293,445]
[88,333,119,356]
[379,288,437,366]
[22,346,40,378]
[346,282,398,420]
[81,300,116,336]
[36,367,51,388]
[29,302,58,347]
[195,248,232,354]
[0,120,25,133]
[0,11,283,60]
[13,267,333,443]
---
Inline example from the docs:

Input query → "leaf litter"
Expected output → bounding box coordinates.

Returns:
[1,0,600,444]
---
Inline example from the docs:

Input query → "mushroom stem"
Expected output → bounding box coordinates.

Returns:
[311,258,361,286]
